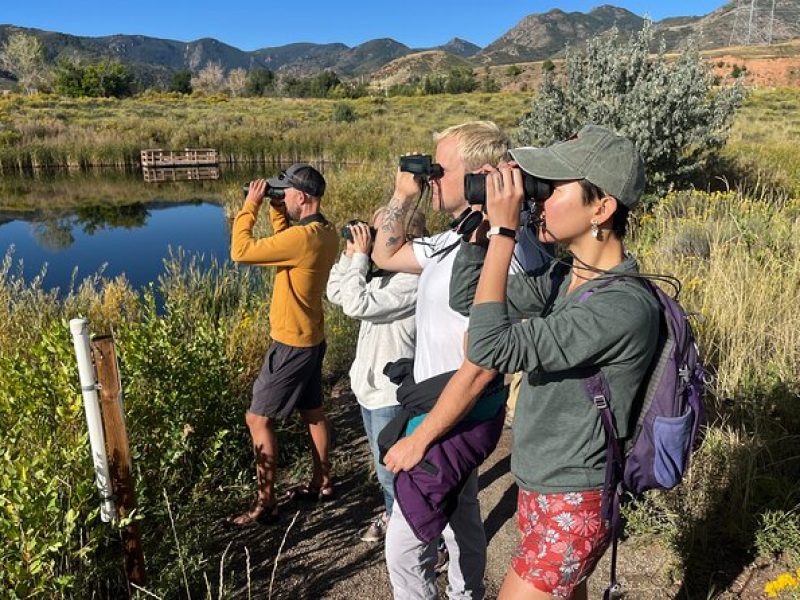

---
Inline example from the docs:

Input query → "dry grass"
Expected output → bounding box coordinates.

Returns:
[0,92,530,171]
[631,189,800,398]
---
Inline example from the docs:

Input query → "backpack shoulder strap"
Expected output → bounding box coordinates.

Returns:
[585,370,625,600]
[578,279,628,600]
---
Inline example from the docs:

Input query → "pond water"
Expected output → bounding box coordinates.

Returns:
[0,201,230,292]
[0,168,263,293]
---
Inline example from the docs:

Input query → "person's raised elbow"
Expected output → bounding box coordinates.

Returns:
[449,292,472,317]
[370,249,391,270]
[466,336,497,371]
[230,244,245,263]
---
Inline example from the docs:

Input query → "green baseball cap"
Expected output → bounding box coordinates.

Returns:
[509,125,646,208]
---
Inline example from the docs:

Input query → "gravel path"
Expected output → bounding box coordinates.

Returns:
[211,391,766,599]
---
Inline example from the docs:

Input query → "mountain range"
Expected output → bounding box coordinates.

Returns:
[2,1,799,86]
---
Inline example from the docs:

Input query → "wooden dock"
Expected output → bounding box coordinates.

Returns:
[142,166,219,182]
[140,148,218,168]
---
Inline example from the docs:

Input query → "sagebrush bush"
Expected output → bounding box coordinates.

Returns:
[756,510,800,559]
[517,21,746,194]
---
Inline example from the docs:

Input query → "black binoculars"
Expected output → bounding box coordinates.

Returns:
[464,172,553,206]
[340,219,377,242]
[399,155,444,179]
[241,184,286,200]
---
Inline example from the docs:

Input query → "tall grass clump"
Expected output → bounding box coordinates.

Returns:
[0,241,360,596]
[722,88,800,197]
[625,189,800,592]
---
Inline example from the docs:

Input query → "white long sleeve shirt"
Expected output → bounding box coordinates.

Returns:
[326,253,419,409]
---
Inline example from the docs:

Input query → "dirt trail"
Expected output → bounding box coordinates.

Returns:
[212,392,767,599]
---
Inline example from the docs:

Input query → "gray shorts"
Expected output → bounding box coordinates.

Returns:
[249,340,326,419]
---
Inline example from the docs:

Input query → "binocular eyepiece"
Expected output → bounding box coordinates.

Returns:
[241,184,286,200]
[399,155,444,180]
[464,173,552,206]
[340,219,377,242]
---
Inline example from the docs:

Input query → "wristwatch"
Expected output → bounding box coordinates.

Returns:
[486,226,517,242]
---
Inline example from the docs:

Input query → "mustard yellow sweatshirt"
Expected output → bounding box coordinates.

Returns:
[231,200,339,347]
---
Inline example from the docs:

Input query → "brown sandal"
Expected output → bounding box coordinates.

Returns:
[285,483,336,503]
[224,500,280,527]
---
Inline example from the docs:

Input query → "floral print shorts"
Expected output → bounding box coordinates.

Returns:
[511,489,611,598]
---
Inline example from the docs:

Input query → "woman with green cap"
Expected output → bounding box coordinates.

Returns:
[391,125,661,599]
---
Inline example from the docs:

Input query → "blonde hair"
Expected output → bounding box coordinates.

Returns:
[433,120,510,171]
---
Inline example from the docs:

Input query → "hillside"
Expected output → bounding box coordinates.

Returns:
[438,37,481,58]
[476,5,645,63]
[1,0,800,86]
[370,50,475,87]
[690,0,800,49]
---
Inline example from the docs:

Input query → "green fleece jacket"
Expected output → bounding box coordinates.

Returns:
[450,241,659,493]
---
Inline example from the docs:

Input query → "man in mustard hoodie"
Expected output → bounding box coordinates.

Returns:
[229,163,339,526]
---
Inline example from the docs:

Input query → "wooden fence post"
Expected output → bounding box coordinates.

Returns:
[92,336,147,588]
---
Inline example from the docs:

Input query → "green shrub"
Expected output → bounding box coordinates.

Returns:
[332,102,357,123]
[52,59,133,98]
[756,510,800,559]
[517,21,746,194]
[169,69,193,94]
[482,78,501,93]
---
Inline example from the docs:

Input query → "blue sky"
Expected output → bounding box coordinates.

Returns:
[2,0,726,50]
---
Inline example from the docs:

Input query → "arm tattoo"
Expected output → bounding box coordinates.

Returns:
[381,201,407,233]
[380,198,411,248]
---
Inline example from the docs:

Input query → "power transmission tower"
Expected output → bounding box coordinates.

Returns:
[747,0,757,44]
[767,0,777,45]
[729,0,747,47]
[728,0,782,46]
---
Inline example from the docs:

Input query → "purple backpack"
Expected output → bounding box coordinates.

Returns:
[578,277,706,599]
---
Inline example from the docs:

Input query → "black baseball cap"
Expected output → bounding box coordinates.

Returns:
[267,163,326,197]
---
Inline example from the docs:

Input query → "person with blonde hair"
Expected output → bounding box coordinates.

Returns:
[374,120,511,600]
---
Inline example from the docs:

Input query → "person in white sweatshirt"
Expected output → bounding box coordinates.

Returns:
[327,208,426,542]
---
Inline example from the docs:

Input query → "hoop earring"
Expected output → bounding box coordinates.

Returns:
[591,220,600,239]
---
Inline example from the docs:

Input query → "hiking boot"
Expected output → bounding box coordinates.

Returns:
[434,540,449,574]
[360,512,388,542]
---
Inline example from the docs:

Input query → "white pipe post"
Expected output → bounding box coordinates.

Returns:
[70,318,116,522]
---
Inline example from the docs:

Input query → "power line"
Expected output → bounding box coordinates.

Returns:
[727,0,791,46]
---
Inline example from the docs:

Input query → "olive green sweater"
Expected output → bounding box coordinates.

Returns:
[450,241,659,493]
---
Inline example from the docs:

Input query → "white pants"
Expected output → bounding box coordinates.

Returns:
[385,470,486,600]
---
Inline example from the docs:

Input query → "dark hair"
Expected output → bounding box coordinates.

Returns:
[579,179,629,239]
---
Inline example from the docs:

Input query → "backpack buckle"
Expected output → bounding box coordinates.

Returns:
[592,394,608,410]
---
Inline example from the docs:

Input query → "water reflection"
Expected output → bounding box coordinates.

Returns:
[0,162,347,293]
[31,219,75,251]
[0,201,230,293]
[142,166,220,182]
